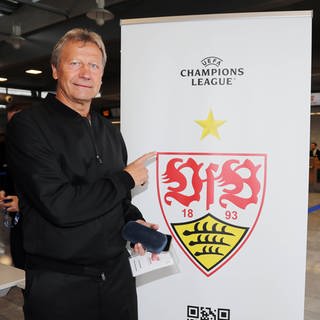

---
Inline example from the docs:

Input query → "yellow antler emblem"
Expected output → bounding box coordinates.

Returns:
[172,214,248,272]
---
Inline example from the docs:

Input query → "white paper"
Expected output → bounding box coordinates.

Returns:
[129,252,174,277]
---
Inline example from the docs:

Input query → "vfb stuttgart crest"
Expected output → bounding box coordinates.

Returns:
[157,152,267,277]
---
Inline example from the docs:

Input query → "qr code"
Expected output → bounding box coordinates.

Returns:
[187,305,230,320]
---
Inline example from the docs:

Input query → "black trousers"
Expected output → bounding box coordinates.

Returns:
[23,253,137,320]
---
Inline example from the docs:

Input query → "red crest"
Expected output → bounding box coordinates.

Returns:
[156,152,267,277]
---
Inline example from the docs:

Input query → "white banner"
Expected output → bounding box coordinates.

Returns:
[121,11,312,320]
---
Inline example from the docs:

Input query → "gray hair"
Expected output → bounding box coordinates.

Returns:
[51,28,107,68]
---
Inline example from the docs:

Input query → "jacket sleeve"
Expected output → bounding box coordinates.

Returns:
[6,111,136,227]
[118,131,144,223]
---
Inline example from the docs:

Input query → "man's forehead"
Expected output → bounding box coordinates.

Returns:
[61,41,103,60]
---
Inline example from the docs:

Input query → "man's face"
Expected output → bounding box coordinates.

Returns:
[52,40,104,107]
[311,143,316,151]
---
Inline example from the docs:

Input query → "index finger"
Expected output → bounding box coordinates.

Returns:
[136,151,157,163]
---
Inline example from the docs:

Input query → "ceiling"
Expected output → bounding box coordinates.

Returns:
[0,0,319,109]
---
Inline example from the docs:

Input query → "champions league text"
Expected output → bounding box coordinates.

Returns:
[180,67,245,86]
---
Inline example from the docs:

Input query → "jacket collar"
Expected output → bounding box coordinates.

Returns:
[46,93,94,120]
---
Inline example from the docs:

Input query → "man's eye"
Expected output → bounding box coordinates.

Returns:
[89,63,100,70]
[70,61,81,67]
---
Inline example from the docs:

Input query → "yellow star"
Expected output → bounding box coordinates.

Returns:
[195,110,226,140]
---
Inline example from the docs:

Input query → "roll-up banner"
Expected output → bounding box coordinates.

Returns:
[120,11,312,320]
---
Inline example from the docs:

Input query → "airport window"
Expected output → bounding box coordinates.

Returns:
[0,87,32,97]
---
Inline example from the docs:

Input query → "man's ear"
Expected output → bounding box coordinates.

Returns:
[51,64,58,80]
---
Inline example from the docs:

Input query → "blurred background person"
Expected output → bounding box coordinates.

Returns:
[0,102,32,269]
[310,142,320,160]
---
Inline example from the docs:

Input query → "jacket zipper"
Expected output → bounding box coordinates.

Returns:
[84,117,103,164]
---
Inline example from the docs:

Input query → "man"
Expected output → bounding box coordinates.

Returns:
[6,28,157,320]
[0,102,32,270]
[310,142,320,160]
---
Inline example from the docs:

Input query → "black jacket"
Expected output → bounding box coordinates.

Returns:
[310,148,320,160]
[6,94,142,266]
[0,140,16,194]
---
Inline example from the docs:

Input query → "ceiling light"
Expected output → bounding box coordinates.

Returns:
[0,77,8,82]
[8,36,24,49]
[25,69,42,75]
[87,0,114,26]
[6,24,25,49]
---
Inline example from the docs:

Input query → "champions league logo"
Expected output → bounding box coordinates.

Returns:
[179,56,245,86]
[157,152,266,277]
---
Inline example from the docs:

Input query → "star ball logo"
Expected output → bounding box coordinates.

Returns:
[179,56,245,86]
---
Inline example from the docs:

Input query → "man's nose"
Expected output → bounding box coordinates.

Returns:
[79,64,91,78]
